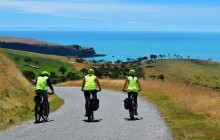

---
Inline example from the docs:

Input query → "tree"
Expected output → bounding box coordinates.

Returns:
[59,66,67,76]
[158,74,165,81]
[34,61,39,67]
[80,68,87,76]
[110,66,121,78]
[115,59,122,64]
[67,72,78,80]
[146,60,153,67]
[142,56,148,61]
[50,72,58,78]
[23,57,33,65]
[22,71,36,81]
[14,56,21,65]
[135,67,145,78]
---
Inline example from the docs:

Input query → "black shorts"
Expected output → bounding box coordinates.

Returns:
[35,90,48,101]
[84,90,97,99]
[128,92,138,104]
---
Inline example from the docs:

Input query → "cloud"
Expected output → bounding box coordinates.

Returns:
[0,0,220,31]
[0,0,220,20]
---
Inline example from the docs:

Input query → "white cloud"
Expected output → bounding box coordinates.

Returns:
[0,0,220,31]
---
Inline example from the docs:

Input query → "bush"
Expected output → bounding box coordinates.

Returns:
[75,58,85,63]
[158,74,165,81]
[22,71,36,81]
[66,72,78,80]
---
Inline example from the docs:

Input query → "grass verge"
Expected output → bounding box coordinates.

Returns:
[0,94,64,132]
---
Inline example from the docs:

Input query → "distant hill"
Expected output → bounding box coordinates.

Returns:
[0,36,105,58]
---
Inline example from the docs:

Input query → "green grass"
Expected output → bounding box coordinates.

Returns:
[0,49,76,76]
[143,59,220,88]
[140,91,220,140]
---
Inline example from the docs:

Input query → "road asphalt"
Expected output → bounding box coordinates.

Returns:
[0,87,172,140]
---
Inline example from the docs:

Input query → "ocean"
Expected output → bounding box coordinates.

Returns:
[0,30,220,62]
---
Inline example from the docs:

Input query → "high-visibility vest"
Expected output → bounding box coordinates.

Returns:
[127,76,138,92]
[35,76,48,90]
[84,75,96,91]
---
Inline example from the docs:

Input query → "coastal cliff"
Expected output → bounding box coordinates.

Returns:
[0,36,105,58]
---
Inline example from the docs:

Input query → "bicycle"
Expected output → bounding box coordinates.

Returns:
[122,90,136,119]
[84,89,100,122]
[34,91,54,123]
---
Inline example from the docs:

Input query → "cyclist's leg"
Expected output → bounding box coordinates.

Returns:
[84,91,90,116]
[133,92,138,115]
[91,90,97,99]
[34,90,42,110]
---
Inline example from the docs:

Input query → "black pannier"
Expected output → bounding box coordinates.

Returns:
[124,98,132,110]
[90,98,99,111]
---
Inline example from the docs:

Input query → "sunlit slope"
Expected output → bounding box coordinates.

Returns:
[0,53,35,130]
[143,59,220,88]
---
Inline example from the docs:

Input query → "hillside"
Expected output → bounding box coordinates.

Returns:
[0,36,105,58]
[143,59,220,88]
[0,49,76,76]
[0,52,35,130]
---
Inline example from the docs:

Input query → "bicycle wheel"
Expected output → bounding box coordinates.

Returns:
[35,103,41,122]
[87,100,93,121]
[42,102,49,121]
[129,100,135,119]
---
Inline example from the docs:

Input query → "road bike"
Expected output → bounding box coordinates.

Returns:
[84,90,100,122]
[34,91,53,123]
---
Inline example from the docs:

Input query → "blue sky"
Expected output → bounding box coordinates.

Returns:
[0,0,220,31]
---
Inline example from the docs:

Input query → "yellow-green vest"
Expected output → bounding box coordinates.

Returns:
[35,76,48,90]
[84,75,96,91]
[127,76,138,92]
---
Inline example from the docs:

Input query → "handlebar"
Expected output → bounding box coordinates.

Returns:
[122,89,141,92]
[81,89,101,92]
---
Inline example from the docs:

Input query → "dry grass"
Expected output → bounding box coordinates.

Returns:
[58,79,220,121]
[0,53,35,130]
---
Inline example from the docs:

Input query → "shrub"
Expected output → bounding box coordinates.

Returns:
[22,71,36,81]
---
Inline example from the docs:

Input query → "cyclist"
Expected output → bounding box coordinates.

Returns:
[35,71,54,116]
[81,68,101,117]
[122,69,141,115]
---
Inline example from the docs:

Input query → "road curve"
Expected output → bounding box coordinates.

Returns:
[0,87,172,140]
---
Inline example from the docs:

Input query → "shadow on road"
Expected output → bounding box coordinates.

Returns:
[124,117,143,121]
[34,119,54,124]
[83,119,102,123]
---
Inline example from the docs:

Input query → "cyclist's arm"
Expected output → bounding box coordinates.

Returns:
[81,78,85,91]
[137,79,141,91]
[46,79,54,93]
[122,78,128,91]
[35,78,38,86]
[95,78,102,91]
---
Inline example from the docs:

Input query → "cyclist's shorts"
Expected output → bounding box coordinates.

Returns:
[35,90,48,101]
[84,90,97,99]
[128,92,138,103]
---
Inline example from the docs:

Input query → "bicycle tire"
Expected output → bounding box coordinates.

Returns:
[35,103,41,122]
[129,99,135,119]
[87,100,93,121]
[42,102,50,121]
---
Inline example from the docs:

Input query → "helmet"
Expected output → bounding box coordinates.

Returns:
[41,71,50,76]
[129,69,135,75]
[88,69,94,74]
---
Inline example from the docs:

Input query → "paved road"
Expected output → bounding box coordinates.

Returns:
[0,87,172,140]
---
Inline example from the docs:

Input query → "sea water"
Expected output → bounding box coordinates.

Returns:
[0,30,220,62]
